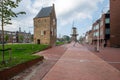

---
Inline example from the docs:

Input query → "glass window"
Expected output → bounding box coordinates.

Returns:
[96,24,99,29]
[93,32,96,36]
[105,18,110,24]
[96,32,99,36]
[93,26,96,30]
[106,28,110,34]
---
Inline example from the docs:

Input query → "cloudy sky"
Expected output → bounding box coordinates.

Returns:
[2,0,109,38]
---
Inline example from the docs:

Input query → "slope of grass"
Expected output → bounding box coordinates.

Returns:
[0,44,48,70]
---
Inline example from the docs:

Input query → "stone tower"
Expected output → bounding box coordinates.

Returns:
[34,4,57,47]
[71,27,78,42]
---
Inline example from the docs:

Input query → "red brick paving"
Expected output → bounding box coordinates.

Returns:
[42,42,120,80]
[10,45,67,80]
[11,43,120,80]
[84,44,120,71]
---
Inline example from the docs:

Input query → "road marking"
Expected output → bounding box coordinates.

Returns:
[47,58,120,64]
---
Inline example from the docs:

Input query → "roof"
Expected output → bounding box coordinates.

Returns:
[72,27,76,29]
[35,6,53,18]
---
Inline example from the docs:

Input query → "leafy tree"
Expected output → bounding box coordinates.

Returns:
[5,34,9,42]
[63,35,70,42]
[19,35,24,43]
[0,0,26,63]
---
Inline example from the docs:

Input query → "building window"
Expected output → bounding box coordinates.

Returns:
[96,24,99,30]
[105,18,110,24]
[105,28,110,34]
[41,31,44,35]
[96,31,99,37]
[93,32,96,37]
[51,27,54,36]
[93,24,99,30]
[53,19,55,25]
[44,31,46,35]
[94,31,99,37]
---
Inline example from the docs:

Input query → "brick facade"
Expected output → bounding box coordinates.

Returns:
[92,11,110,47]
[34,4,57,47]
[110,0,120,47]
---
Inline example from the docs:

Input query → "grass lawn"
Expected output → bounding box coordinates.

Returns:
[0,44,48,70]
[56,42,64,45]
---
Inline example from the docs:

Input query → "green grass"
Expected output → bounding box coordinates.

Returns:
[56,42,64,45]
[0,44,48,70]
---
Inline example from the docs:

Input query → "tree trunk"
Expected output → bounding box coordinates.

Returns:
[1,0,5,64]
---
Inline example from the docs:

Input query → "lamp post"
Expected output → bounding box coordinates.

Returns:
[96,19,100,52]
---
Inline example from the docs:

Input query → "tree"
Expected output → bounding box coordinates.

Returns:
[5,34,9,42]
[0,0,26,63]
[63,35,70,42]
[19,35,24,43]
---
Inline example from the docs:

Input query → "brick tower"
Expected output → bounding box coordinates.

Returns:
[34,4,57,47]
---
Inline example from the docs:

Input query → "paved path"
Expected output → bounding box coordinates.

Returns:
[84,44,120,70]
[42,42,120,80]
[10,45,67,80]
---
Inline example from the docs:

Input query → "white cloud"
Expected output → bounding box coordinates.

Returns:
[2,0,104,35]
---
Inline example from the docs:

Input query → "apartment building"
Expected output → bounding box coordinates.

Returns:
[92,11,110,47]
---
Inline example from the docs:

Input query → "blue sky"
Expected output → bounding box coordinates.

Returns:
[1,0,109,38]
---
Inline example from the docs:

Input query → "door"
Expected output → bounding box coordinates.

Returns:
[37,39,40,44]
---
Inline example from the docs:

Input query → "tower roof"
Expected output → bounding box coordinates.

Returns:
[35,6,53,18]
[72,27,76,29]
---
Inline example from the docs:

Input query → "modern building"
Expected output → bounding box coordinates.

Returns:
[34,4,57,47]
[101,11,110,47]
[70,27,78,42]
[110,0,120,47]
[92,11,110,47]
[92,19,101,46]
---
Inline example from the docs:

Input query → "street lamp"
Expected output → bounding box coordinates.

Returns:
[96,19,100,52]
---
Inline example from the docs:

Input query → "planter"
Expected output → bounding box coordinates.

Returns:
[0,56,44,80]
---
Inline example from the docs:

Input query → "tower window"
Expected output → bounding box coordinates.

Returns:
[44,31,46,35]
[41,31,44,35]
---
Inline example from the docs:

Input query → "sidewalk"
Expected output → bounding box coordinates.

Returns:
[42,43,120,80]
[10,45,67,80]
[84,44,120,70]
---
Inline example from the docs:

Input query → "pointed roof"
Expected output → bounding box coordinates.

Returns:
[35,6,53,18]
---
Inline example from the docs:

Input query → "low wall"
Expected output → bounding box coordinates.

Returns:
[0,56,44,80]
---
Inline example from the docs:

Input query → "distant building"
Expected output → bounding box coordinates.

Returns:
[0,28,32,43]
[110,0,120,47]
[85,30,92,44]
[70,27,78,42]
[34,4,57,46]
